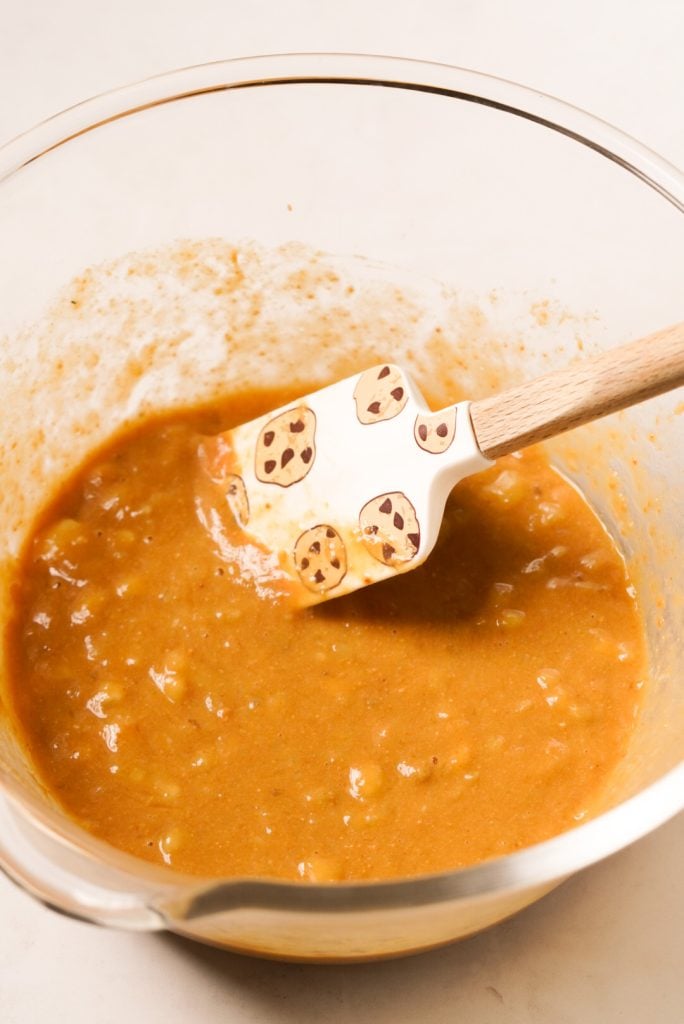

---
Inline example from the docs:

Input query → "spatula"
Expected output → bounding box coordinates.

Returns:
[196,322,684,605]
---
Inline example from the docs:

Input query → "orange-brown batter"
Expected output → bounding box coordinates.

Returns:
[5,388,646,881]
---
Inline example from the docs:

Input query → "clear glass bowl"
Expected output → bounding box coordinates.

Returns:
[0,53,682,962]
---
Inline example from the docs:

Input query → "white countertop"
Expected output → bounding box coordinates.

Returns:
[1,2,682,1020]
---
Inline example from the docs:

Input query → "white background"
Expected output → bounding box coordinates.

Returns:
[1,2,683,1021]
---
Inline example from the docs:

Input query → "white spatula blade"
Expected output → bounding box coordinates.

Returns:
[196,364,491,605]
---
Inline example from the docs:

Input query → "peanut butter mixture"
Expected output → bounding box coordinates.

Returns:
[6,389,645,881]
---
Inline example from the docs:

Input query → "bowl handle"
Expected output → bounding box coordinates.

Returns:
[0,791,168,930]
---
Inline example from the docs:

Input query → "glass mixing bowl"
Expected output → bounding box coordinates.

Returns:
[0,53,682,962]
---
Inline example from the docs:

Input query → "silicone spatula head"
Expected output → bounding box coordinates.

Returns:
[196,364,490,605]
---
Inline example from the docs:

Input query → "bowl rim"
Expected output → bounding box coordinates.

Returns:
[1,51,683,205]
[0,52,682,916]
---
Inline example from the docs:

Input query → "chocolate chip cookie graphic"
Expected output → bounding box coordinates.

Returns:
[294,525,347,593]
[255,406,316,487]
[224,474,250,528]
[353,364,409,424]
[414,407,457,454]
[359,492,420,565]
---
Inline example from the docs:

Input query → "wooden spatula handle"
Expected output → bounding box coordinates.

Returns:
[469,322,684,460]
